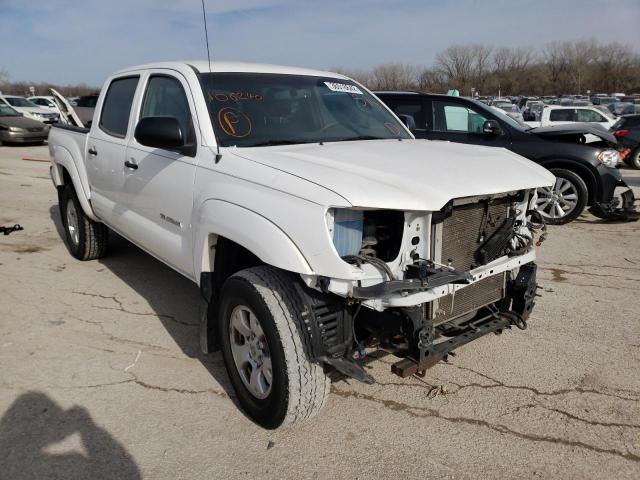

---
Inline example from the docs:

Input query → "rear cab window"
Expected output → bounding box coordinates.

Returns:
[99,76,140,138]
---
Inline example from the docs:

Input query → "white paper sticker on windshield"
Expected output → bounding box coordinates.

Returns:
[324,82,363,94]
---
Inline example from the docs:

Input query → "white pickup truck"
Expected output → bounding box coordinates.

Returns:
[524,105,616,130]
[48,61,554,428]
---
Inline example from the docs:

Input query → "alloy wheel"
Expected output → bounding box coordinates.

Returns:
[228,305,273,399]
[535,177,579,220]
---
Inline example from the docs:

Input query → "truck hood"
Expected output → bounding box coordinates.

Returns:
[529,124,617,145]
[228,139,555,211]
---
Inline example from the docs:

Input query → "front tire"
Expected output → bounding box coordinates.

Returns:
[59,184,109,260]
[219,266,330,429]
[535,168,588,225]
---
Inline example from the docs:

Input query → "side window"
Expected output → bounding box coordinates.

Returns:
[140,75,193,142]
[549,109,575,122]
[386,100,426,129]
[576,109,605,122]
[99,76,139,138]
[433,101,487,133]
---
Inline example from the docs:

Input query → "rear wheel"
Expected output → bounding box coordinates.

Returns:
[59,184,108,260]
[219,266,329,429]
[625,147,640,169]
[535,168,588,225]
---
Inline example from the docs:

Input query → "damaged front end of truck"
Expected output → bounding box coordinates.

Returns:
[297,190,546,383]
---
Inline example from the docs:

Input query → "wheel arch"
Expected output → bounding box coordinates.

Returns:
[537,158,598,206]
[194,199,313,281]
[52,148,100,221]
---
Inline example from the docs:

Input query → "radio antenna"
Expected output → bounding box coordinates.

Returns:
[201,0,212,72]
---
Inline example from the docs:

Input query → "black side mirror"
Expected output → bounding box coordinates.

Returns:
[397,114,417,132]
[482,119,502,135]
[134,116,195,156]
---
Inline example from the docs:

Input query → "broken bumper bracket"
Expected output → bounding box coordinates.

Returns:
[390,314,513,378]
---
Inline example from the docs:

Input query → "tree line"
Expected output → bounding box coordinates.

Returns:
[1,39,638,98]
[0,68,98,97]
[334,39,640,97]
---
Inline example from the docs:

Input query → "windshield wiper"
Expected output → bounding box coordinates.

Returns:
[245,139,315,147]
[328,135,386,142]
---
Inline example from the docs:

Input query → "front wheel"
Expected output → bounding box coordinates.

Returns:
[219,266,330,429]
[535,168,588,225]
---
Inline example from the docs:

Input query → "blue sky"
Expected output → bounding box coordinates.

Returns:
[0,0,638,86]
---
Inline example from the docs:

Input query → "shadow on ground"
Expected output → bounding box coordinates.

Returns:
[49,206,238,407]
[0,392,140,480]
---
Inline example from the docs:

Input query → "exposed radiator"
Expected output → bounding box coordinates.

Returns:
[440,196,512,271]
[431,273,505,325]
[429,195,513,325]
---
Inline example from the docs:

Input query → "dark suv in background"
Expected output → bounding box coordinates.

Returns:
[376,92,638,224]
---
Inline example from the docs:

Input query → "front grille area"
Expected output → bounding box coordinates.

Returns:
[440,196,512,271]
[432,273,505,325]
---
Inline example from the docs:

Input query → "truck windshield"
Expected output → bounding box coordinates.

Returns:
[199,73,411,147]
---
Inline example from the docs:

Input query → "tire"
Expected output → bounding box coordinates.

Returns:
[626,147,640,169]
[535,168,588,225]
[219,266,330,429]
[59,184,108,260]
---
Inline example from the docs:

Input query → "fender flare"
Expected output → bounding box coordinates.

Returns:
[193,199,314,280]
[537,157,598,205]
[51,147,100,221]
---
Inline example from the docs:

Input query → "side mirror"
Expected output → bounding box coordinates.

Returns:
[134,116,195,156]
[397,114,417,132]
[482,119,502,135]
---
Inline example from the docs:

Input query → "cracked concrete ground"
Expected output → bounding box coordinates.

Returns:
[1,144,639,479]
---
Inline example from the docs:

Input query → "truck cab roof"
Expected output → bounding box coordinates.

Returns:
[112,60,348,80]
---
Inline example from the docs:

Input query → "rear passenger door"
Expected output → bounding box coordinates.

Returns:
[379,96,430,139]
[123,71,199,278]
[86,75,141,226]
[427,99,510,148]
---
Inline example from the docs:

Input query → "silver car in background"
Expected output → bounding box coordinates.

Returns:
[0,104,49,145]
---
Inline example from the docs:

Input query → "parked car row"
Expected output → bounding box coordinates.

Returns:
[376,91,637,224]
[0,91,100,145]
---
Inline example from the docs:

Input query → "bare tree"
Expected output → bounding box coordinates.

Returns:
[369,63,418,90]
[0,67,8,85]
[330,67,374,87]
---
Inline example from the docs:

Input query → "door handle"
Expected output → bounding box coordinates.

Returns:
[124,160,138,170]
[88,147,98,156]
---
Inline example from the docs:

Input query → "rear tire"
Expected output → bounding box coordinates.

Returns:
[219,266,330,429]
[535,168,588,225]
[59,184,108,260]
[626,147,640,169]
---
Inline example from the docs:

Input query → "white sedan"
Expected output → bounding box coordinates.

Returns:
[0,95,59,123]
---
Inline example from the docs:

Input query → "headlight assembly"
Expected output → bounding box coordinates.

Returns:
[597,149,621,168]
[326,208,363,257]
[327,208,405,261]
